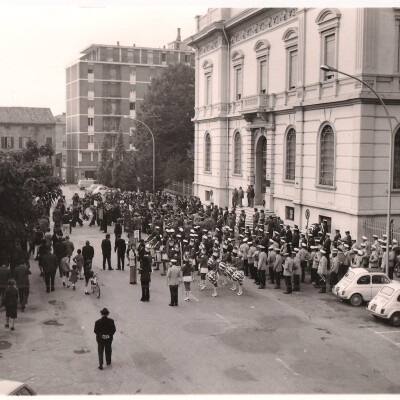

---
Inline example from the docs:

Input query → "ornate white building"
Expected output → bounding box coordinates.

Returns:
[186,7,400,237]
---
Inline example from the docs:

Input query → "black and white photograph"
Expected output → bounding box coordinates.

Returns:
[1,0,400,396]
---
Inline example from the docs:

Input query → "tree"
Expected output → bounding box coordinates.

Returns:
[97,135,110,185]
[0,140,62,264]
[135,63,195,189]
[112,130,128,189]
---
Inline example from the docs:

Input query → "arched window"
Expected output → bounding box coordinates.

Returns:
[204,132,211,172]
[285,128,296,181]
[319,124,335,186]
[393,128,400,189]
[234,131,242,174]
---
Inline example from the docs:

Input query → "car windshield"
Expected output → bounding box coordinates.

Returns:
[344,271,355,280]
[380,286,395,296]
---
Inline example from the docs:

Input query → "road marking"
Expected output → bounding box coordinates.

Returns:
[375,330,400,334]
[368,327,400,348]
[276,358,300,376]
[214,312,232,325]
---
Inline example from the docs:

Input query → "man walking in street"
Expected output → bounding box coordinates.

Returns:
[41,247,58,292]
[13,263,31,311]
[82,240,95,266]
[115,234,127,271]
[167,259,182,306]
[101,234,113,270]
[94,308,116,370]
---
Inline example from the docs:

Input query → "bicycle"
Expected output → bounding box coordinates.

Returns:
[90,272,101,298]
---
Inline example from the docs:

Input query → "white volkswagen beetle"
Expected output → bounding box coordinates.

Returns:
[332,268,391,306]
[367,281,400,326]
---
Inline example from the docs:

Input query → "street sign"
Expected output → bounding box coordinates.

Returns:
[305,209,310,220]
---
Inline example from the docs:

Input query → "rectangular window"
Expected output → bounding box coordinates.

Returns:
[235,67,243,100]
[62,141,66,148]
[289,49,298,89]
[148,52,153,64]
[162,53,166,62]
[324,34,335,80]
[128,50,134,63]
[205,74,212,105]
[259,59,267,94]
[88,68,93,74]
[88,135,94,143]
[185,54,190,63]
[285,206,294,221]
[319,215,332,233]
[19,137,30,148]
[130,102,136,111]
[62,154,67,163]
[88,118,94,127]
[1,137,13,149]
[110,135,116,148]
[46,137,53,146]
[205,190,213,201]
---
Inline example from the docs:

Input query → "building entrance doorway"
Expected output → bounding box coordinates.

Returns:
[255,135,267,205]
[85,171,97,179]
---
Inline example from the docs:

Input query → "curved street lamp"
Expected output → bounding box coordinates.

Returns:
[320,64,394,275]
[122,115,155,195]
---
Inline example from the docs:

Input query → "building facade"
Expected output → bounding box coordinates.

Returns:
[66,29,195,183]
[187,7,400,237]
[0,107,56,165]
[54,113,67,182]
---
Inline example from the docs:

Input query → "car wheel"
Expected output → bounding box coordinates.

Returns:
[390,312,400,327]
[350,293,363,307]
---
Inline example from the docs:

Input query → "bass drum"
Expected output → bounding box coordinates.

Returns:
[225,266,236,279]
[232,270,245,284]
[206,270,219,287]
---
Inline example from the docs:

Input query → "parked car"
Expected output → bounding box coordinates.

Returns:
[367,281,400,326]
[0,379,37,395]
[77,178,97,190]
[103,188,121,198]
[332,268,391,306]
[85,184,102,194]
[92,185,109,196]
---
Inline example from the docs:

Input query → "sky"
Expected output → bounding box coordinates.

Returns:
[0,2,205,116]
[0,0,394,117]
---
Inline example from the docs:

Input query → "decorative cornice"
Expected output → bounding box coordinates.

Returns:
[230,8,297,45]
[199,35,225,56]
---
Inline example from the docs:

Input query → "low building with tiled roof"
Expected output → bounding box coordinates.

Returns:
[0,107,56,166]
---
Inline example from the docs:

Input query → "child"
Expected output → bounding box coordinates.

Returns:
[60,255,71,288]
[2,280,18,331]
[69,264,79,290]
[72,249,84,280]
[84,260,94,295]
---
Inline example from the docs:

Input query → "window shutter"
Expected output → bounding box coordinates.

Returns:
[1,137,4,149]
[11,137,14,148]
[19,137,22,148]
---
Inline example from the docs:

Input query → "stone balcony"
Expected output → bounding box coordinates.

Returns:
[239,93,275,123]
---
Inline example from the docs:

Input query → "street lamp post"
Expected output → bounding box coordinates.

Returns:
[320,65,394,275]
[123,116,155,195]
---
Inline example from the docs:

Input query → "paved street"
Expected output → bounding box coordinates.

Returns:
[1,186,400,395]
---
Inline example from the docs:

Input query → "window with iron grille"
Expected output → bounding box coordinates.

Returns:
[204,132,211,172]
[393,128,400,189]
[285,206,294,221]
[319,125,334,186]
[234,131,242,174]
[285,128,296,181]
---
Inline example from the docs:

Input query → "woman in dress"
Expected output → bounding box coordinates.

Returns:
[2,280,18,331]
[181,253,193,301]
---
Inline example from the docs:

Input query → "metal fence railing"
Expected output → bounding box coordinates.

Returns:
[164,181,193,197]
[363,218,400,242]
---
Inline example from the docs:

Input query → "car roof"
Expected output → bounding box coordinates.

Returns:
[381,281,400,289]
[0,379,26,393]
[350,268,388,275]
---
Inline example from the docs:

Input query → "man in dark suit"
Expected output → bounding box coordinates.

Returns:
[115,235,127,271]
[94,308,116,370]
[101,234,113,270]
[82,240,95,266]
[41,248,58,292]
[139,247,152,301]
[13,263,31,311]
